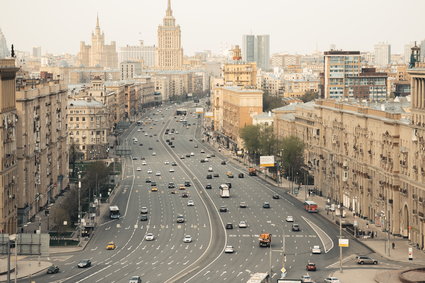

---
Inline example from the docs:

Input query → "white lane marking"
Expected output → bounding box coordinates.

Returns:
[75,265,111,283]
[302,216,334,253]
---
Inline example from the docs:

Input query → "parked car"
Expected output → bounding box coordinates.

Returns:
[324,277,340,283]
[356,256,378,265]
[47,265,60,274]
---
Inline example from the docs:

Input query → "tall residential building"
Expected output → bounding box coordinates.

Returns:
[156,0,183,70]
[374,42,391,67]
[32,46,41,58]
[77,16,118,69]
[0,59,19,233]
[324,50,362,99]
[242,34,270,70]
[120,61,143,80]
[0,29,9,59]
[15,77,69,224]
[119,41,156,67]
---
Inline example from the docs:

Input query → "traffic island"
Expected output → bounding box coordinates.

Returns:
[399,267,425,283]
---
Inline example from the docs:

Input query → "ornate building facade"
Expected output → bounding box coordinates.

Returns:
[156,0,183,70]
[77,16,118,69]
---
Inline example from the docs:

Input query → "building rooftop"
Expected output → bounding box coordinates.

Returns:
[68,99,105,107]
[222,86,262,93]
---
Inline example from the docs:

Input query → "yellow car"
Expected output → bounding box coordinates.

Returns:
[106,242,116,250]
[151,187,158,192]
[179,184,186,190]
[226,171,234,178]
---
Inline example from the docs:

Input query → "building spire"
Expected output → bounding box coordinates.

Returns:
[166,0,173,17]
[96,13,100,29]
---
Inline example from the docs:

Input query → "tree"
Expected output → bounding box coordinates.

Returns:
[263,92,285,112]
[279,136,305,182]
[300,90,318,103]
[258,125,278,156]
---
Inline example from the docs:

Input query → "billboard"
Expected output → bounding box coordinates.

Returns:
[339,238,349,247]
[260,156,275,167]
[195,107,204,114]
[205,112,213,118]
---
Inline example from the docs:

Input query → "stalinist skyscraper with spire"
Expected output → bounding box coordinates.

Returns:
[77,16,118,68]
[156,0,183,70]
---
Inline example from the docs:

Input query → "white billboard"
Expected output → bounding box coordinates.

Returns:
[195,107,204,114]
[260,156,275,167]
[205,112,213,118]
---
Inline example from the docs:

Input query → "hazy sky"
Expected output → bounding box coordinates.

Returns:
[1,0,425,56]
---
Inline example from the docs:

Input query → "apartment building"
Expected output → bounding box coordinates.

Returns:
[15,77,69,225]
[68,98,109,160]
[222,46,257,88]
[257,72,284,96]
[0,59,19,233]
[213,86,263,149]
[324,50,362,99]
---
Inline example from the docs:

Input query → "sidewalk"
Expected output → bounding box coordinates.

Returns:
[0,258,51,282]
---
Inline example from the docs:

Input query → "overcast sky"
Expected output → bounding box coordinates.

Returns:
[1,0,424,56]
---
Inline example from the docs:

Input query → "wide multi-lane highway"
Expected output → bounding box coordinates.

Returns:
[34,101,372,283]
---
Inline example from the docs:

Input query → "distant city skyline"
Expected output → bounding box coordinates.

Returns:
[1,0,425,56]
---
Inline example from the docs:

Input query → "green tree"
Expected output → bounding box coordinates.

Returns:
[279,136,305,182]
[240,125,261,163]
[300,90,318,103]
[258,125,278,156]
[263,92,285,112]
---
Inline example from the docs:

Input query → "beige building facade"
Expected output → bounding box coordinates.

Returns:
[15,78,69,225]
[0,59,19,233]
[156,0,183,70]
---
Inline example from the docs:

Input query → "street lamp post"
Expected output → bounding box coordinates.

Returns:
[339,205,343,273]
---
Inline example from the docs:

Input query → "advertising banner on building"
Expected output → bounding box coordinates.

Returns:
[205,112,213,118]
[195,107,204,113]
[260,156,275,167]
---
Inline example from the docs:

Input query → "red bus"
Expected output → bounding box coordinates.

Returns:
[304,201,318,213]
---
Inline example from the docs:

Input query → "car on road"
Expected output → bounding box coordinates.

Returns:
[145,178,151,183]
[292,223,300,232]
[263,202,271,208]
[140,207,148,214]
[168,182,175,188]
[171,162,177,166]
[190,152,195,156]
[177,215,185,223]
[145,233,155,241]
[180,155,185,159]
[164,161,169,165]
[184,181,191,187]
[206,174,212,179]
[272,194,280,199]
[238,173,244,178]
[155,171,161,176]
[200,159,206,163]
[179,184,186,190]
[226,171,234,178]
[147,169,152,174]
[208,167,213,172]
[106,241,116,250]
[300,274,313,283]
[194,144,198,148]
[286,216,294,222]
[150,181,157,186]
[152,152,156,156]
[220,206,228,212]
[225,223,233,229]
[148,147,153,150]
[136,167,142,171]
[140,214,148,221]
[205,184,212,189]
[132,157,137,160]
[203,158,209,162]
[306,262,316,271]
[129,276,142,283]
[169,168,175,172]
[200,150,205,153]
[356,256,378,265]
[182,192,189,198]
[142,161,147,165]
[183,235,192,243]
[239,202,247,208]
[221,161,226,165]
[47,265,59,274]
[311,245,321,254]
[185,154,191,158]
[187,200,194,206]
[324,277,340,283]
[77,259,91,268]
[151,186,158,192]
[213,173,219,177]
[238,221,248,228]
[224,245,235,253]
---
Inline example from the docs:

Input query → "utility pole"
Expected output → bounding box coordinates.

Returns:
[78,174,82,243]
[269,243,272,277]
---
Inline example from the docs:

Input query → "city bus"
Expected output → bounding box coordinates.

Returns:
[109,205,120,219]
[304,201,318,213]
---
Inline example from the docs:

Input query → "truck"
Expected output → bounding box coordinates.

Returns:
[259,233,272,247]
[219,184,230,198]
[248,167,257,176]
[247,273,270,283]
